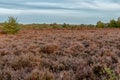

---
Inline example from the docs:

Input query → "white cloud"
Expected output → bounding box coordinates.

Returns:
[24,1,120,11]
[76,0,120,10]
[0,7,80,16]
[0,0,120,24]
[26,2,60,7]
[0,8,22,15]
[93,1,120,10]
[1,0,120,16]
[66,0,120,11]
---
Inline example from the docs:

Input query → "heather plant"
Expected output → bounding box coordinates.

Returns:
[26,69,55,80]
[2,16,20,34]
[0,29,119,80]
[41,43,59,53]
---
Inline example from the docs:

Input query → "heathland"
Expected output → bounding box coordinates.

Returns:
[0,17,120,80]
[0,27,119,80]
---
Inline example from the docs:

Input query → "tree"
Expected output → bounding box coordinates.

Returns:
[3,16,20,34]
[109,19,118,28]
[117,17,120,22]
[62,23,67,28]
[96,21,105,28]
[117,17,120,28]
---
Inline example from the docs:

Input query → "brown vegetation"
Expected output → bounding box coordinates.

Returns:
[0,28,120,80]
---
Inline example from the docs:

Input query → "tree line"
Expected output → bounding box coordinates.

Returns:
[1,16,120,34]
[96,17,120,28]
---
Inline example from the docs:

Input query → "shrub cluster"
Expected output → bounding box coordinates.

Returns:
[96,17,120,28]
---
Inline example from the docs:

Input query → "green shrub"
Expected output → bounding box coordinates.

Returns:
[104,67,118,80]
[109,19,118,28]
[62,23,67,28]
[96,21,105,28]
[3,16,20,34]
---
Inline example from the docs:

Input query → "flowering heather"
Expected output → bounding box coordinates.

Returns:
[0,28,120,80]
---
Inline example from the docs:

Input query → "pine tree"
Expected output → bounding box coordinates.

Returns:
[3,16,20,34]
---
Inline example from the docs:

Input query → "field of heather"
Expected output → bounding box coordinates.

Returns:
[0,28,120,80]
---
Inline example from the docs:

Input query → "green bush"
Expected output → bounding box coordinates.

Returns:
[3,16,20,34]
[104,67,118,80]
[62,23,67,28]
[96,21,105,28]
[109,19,118,28]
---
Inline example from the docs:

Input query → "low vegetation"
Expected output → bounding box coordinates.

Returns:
[0,17,120,79]
[0,29,119,80]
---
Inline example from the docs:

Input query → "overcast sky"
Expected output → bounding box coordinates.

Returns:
[0,0,120,24]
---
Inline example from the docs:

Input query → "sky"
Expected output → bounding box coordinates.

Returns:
[0,0,120,24]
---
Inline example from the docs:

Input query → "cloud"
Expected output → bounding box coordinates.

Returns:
[24,1,120,11]
[26,2,60,7]
[0,0,120,24]
[80,0,120,11]
[0,0,120,12]
[0,7,81,16]
[0,8,22,15]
